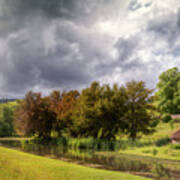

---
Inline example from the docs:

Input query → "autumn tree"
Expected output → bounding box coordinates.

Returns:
[14,81,158,141]
[50,90,79,136]
[15,91,56,140]
[15,90,79,140]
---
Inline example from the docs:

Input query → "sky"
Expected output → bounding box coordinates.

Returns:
[0,0,180,98]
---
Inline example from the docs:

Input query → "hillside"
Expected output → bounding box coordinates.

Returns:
[0,146,150,180]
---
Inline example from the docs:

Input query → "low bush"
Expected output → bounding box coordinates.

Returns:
[170,144,180,150]
[155,137,171,147]
[162,114,172,123]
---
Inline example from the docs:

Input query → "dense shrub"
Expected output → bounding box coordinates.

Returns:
[170,144,180,150]
[155,137,171,147]
[162,114,172,123]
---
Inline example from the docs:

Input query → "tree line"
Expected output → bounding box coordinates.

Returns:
[0,102,17,137]
[14,80,158,141]
[1,67,180,140]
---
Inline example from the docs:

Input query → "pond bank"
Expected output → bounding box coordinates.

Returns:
[0,146,150,180]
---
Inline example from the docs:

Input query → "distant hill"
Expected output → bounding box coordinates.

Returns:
[0,99,17,104]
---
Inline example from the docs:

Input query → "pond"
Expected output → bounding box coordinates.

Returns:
[0,139,178,179]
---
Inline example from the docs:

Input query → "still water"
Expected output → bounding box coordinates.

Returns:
[1,139,178,179]
[0,139,150,172]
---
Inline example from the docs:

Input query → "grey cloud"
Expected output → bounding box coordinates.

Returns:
[0,27,93,94]
[114,36,146,74]
[115,37,138,63]
[0,0,179,98]
[147,9,180,46]
[177,9,180,27]
[128,0,142,11]
[172,46,180,57]
[1,0,128,36]
[0,0,71,36]
[0,17,114,96]
[128,0,152,11]
[144,2,152,8]
[3,0,69,18]
[95,35,141,74]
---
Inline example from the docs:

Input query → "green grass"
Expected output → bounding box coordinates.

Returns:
[0,101,18,113]
[119,145,180,161]
[0,121,179,179]
[116,121,180,173]
[142,121,180,140]
[0,146,150,180]
[118,121,180,159]
[0,137,30,141]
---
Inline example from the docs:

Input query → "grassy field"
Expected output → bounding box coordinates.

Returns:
[0,146,150,180]
[142,121,180,140]
[118,121,180,160]
[0,121,179,180]
[115,121,180,175]
[120,145,180,161]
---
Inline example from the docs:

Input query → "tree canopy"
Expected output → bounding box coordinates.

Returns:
[14,81,158,140]
[122,81,158,139]
[71,81,158,140]
[156,67,180,114]
[15,92,57,140]
[0,102,18,137]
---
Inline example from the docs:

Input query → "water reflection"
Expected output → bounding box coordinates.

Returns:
[0,139,152,173]
[1,139,179,179]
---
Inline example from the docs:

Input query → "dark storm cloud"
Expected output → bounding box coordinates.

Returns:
[0,0,73,36]
[0,25,92,94]
[0,0,117,96]
[0,8,116,96]
[1,0,125,36]
[0,0,180,97]
[3,0,64,17]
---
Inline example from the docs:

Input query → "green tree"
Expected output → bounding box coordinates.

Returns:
[0,101,18,137]
[72,81,158,140]
[72,82,127,140]
[156,67,180,114]
[0,106,15,137]
[72,82,103,138]
[122,81,158,140]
